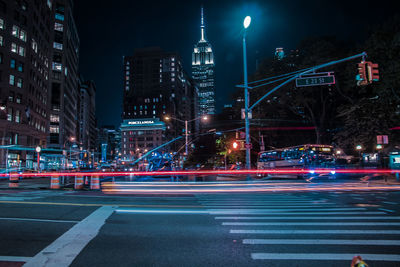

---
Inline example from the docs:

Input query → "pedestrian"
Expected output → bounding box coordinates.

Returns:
[351,255,368,267]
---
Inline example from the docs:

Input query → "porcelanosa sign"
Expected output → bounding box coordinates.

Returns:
[127,120,155,125]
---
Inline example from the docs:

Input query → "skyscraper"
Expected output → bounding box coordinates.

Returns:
[192,7,215,115]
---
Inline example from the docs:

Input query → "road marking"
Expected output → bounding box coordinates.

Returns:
[0,256,32,262]
[204,205,337,208]
[383,201,398,205]
[230,229,400,234]
[208,208,366,214]
[243,239,400,245]
[223,222,400,226]
[0,217,79,223]
[379,208,395,213]
[215,216,399,220]
[23,206,115,267]
[251,253,400,261]
[0,200,202,208]
[116,208,209,214]
[212,211,386,215]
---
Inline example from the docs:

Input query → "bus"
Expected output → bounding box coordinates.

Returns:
[257,144,336,178]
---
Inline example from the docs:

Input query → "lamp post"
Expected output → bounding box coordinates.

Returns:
[243,15,252,177]
[63,136,75,170]
[356,145,363,167]
[35,146,41,172]
[164,115,208,156]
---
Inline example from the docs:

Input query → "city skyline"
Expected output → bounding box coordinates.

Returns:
[74,0,397,127]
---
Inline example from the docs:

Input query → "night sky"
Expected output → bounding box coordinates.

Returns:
[74,0,397,127]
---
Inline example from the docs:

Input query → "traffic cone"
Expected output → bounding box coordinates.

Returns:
[50,175,60,189]
[74,175,84,190]
[90,175,100,190]
[8,173,19,188]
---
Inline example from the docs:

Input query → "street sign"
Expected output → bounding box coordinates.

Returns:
[244,143,252,149]
[296,74,335,87]
[377,135,389,145]
[241,109,252,119]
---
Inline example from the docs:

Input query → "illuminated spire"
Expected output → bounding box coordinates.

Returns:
[200,6,206,42]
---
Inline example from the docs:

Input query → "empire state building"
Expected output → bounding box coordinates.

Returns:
[192,7,215,115]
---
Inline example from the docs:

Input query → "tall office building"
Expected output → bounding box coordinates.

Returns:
[78,78,96,152]
[121,47,196,160]
[0,0,52,168]
[48,0,79,150]
[192,7,215,115]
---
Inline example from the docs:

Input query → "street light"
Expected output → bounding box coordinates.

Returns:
[164,115,208,156]
[242,15,251,178]
[35,146,41,172]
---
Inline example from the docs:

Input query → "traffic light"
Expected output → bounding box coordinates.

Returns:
[232,141,239,149]
[356,62,368,86]
[368,62,379,82]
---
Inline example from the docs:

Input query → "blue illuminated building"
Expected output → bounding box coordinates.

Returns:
[192,7,215,115]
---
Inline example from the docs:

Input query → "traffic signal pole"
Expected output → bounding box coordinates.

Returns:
[239,52,370,176]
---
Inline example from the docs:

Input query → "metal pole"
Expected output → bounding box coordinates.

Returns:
[37,152,40,172]
[243,30,251,177]
[185,120,188,156]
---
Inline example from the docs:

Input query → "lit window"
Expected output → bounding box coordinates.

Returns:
[47,0,52,9]
[19,30,27,42]
[10,59,16,69]
[52,62,62,71]
[32,38,38,53]
[53,42,63,50]
[16,78,23,88]
[15,110,20,123]
[18,46,25,56]
[7,108,13,121]
[50,114,59,122]
[9,75,15,85]
[50,126,60,133]
[11,43,17,53]
[0,35,3,46]
[0,18,4,30]
[55,13,64,21]
[54,22,63,32]
[12,25,19,38]
[17,62,23,72]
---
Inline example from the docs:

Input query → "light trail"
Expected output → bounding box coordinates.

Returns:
[1,168,400,178]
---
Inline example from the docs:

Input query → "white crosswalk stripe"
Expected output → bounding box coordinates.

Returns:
[198,193,400,264]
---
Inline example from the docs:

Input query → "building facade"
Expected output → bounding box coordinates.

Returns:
[79,78,96,153]
[120,118,165,162]
[48,0,80,151]
[0,0,52,169]
[122,47,196,155]
[192,7,215,115]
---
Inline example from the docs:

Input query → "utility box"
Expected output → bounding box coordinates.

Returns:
[389,152,400,181]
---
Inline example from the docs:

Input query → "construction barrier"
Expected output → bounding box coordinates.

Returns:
[74,175,84,190]
[90,175,100,190]
[8,174,19,188]
[50,175,60,189]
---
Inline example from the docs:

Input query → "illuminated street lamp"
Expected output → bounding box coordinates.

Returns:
[243,15,251,179]
[35,146,41,172]
[356,145,362,150]
[164,115,208,156]
[356,145,363,167]
[376,144,383,150]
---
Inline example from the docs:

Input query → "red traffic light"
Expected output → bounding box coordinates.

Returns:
[232,141,239,149]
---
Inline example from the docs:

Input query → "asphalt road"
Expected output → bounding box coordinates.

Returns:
[0,182,400,266]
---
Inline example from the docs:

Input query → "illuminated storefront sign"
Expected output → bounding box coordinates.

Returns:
[127,120,155,125]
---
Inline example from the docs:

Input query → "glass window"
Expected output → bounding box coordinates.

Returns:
[52,62,62,71]
[15,110,20,123]
[50,114,59,122]
[19,30,26,42]
[12,25,19,38]
[54,22,63,32]
[16,78,23,88]
[18,46,25,56]
[53,42,63,50]
[55,13,64,21]
[10,59,16,69]
[8,92,14,102]
[31,38,38,53]
[0,35,3,46]
[11,43,17,53]
[16,94,21,104]
[7,108,13,121]
[9,75,15,85]
[0,18,4,30]
[50,126,59,133]
[17,62,23,72]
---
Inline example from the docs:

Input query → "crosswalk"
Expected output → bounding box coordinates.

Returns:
[197,193,400,266]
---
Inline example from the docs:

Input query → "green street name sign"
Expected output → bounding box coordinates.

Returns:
[296,75,335,87]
